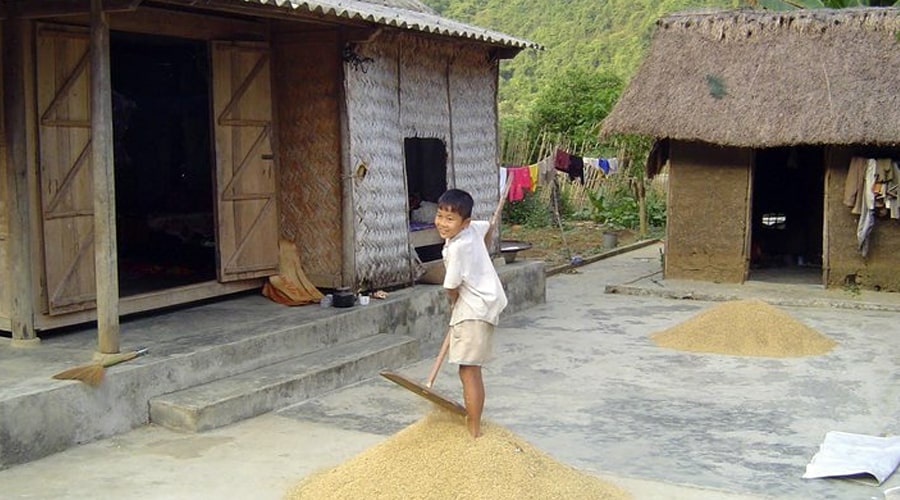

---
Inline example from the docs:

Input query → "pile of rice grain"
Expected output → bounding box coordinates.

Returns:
[651,299,836,357]
[284,411,630,500]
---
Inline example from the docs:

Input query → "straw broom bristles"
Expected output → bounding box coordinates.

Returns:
[52,348,149,386]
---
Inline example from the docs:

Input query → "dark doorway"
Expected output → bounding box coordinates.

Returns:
[111,32,216,296]
[405,137,448,262]
[749,146,824,284]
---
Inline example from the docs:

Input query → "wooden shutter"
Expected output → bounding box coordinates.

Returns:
[36,24,96,314]
[211,41,278,282]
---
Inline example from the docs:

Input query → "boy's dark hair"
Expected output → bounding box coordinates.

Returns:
[437,189,473,219]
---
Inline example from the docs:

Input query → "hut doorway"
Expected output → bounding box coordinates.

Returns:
[748,146,824,284]
[110,32,216,297]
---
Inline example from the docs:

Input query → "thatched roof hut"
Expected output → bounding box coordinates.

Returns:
[600,8,900,293]
[601,8,900,147]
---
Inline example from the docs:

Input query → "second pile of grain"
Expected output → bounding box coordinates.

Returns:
[651,299,836,357]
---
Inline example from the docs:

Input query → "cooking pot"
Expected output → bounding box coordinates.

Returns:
[333,288,356,308]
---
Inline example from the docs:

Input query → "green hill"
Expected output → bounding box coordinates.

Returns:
[422,0,739,119]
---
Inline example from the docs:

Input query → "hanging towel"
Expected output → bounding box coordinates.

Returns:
[537,154,556,185]
[507,166,532,201]
[528,164,539,189]
[843,156,867,214]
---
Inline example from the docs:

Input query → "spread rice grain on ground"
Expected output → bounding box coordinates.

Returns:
[285,411,630,500]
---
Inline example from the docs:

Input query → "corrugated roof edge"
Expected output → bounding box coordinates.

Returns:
[250,0,543,50]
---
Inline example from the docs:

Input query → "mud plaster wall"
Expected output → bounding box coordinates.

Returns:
[666,141,751,283]
[824,147,900,292]
[272,30,344,288]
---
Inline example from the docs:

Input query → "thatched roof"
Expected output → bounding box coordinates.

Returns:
[600,8,900,147]
[243,0,542,51]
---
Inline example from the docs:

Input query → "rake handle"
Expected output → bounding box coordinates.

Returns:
[425,329,451,388]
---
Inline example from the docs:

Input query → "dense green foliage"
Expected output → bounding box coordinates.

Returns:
[423,0,898,128]
[529,70,623,147]
[422,0,740,123]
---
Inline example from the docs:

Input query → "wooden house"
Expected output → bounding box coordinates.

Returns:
[0,0,538,343]
[601,8,900,292]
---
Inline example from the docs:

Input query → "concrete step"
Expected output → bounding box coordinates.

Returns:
[149,333,419,432]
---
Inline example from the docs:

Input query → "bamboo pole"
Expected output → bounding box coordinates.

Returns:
[90,0,121,354]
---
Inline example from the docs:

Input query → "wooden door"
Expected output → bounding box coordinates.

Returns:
[211,41,278,282]
[36,24,96,314]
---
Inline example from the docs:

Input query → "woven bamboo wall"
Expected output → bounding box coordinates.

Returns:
[272,31,344,287]
[449,46,499,221]
[345,34,409,289]
[345,33,502,289]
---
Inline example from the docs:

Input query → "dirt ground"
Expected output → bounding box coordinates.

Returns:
[502,221,641,268]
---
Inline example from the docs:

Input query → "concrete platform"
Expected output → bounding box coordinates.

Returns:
[0,259,546,469]
[2,242,899,500]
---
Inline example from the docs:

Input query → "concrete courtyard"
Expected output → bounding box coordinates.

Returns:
[1,242,898,500]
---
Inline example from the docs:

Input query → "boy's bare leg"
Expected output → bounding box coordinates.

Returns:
[458,364,484,438]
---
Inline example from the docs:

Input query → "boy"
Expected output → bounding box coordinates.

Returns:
[433,188,508,438]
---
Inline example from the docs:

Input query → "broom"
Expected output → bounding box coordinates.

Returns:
[52,347,149,386]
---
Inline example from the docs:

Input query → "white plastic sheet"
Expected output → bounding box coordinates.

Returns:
[804,431,900,485]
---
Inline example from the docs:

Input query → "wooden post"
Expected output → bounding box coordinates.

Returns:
[90,0,120,354]
[3,8,39,346]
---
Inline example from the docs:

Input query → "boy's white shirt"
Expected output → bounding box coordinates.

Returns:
[442,220,508,325]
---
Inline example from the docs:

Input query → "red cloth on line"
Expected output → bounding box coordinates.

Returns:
[507,166,533,201]
[554,149,570,172]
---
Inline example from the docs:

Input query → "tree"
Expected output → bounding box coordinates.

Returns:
[529,69,623,147]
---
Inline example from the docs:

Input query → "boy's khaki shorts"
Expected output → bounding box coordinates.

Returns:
[448,320,494,366]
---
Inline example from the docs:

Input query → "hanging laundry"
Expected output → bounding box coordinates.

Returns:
[537,154,556,185]
[528,164,539,189]
[506,166,532,202]
[607,158,619,174]
[567,154,584,184]
[843,156,868,215]
[857,159,877,257]
[554,149,570,172]
[598,158,610,175]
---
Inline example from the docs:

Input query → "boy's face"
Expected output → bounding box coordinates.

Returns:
[434,206,470,240]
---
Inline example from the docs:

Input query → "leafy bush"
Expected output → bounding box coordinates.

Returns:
[585,185,636,230]
[501,185,576,228]
[646,187,667,228]
[585,181,667,231]
[503,189,551,228]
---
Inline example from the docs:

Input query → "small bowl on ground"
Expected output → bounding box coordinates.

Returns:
[500,240,532,264]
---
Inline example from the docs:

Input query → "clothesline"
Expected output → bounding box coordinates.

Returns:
[500,149,619,202]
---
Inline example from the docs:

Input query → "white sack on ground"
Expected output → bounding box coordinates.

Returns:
[803,431,900,485]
